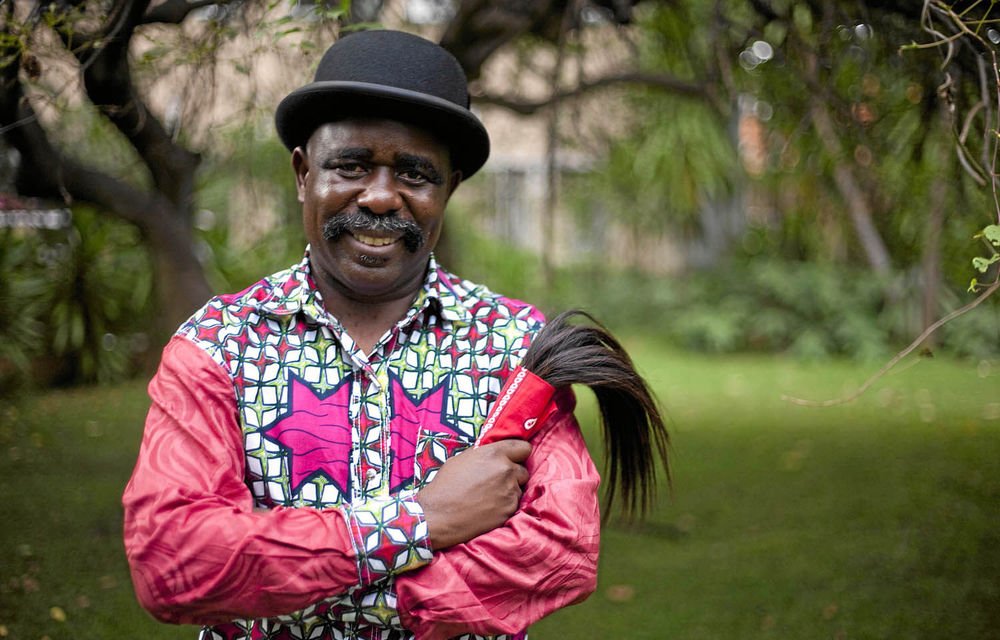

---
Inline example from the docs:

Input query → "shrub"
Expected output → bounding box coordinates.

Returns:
[0,208,154,386]
[449,225,999,360]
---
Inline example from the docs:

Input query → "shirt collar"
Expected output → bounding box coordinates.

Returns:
[258,249,473,326]
[419,256,474,325]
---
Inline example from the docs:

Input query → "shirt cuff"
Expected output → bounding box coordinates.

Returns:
[344,497,433,586]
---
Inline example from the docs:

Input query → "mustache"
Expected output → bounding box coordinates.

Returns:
[321,209,425,253]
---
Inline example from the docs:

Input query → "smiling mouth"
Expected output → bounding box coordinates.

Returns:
[351,233,399,247]
[323,211,426,253]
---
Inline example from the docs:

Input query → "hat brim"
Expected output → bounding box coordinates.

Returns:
[275,81,490,180]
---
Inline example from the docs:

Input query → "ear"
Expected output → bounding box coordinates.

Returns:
[291,146,309,204]
[445,170,462,201]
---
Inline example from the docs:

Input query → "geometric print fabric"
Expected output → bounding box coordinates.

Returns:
[181,253,540,640]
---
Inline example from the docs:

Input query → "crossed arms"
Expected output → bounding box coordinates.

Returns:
[123,337,600,638]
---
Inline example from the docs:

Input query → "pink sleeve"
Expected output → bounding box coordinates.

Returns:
[395,390,601,640]
[122,337,430,626]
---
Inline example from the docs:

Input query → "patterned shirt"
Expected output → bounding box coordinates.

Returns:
[123,253,601,640]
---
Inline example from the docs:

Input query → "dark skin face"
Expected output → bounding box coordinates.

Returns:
[292,118,461,350]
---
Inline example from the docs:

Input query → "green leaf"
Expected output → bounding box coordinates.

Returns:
[341,21,384,33]
[971,254,1000,273]
[981,224,1000,247]
[793,4,814,35]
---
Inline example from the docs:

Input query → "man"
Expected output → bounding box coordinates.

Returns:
[123,29,600,640]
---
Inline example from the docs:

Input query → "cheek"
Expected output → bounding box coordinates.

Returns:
[420,221,440,247]
[305,171,346,201]
[415,204,445,239]
[302,195,330,242]
[303,180,349,223]
[305,179,330,204]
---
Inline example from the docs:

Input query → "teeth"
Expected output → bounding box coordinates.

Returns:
[353,233,398,247]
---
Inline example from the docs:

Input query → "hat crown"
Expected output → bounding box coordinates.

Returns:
[314,30,470,109]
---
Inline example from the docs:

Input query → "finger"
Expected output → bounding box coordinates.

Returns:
[487,439,532,462]
[514,463,529,486]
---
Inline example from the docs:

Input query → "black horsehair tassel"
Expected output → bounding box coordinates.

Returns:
[476,310,671,519]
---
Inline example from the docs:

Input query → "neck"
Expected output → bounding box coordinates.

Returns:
[315,279,422,356]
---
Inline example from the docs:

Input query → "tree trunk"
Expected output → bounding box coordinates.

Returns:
[920,163,948,349]
[146,216,213,336]
[810,101,893,275]
[542,6,573,290]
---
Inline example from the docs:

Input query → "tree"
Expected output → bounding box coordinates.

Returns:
[1,0,995,369]
[527,2,996,323]
[0,0,650,336]
[1,0,213,333]
[454,0,997,358]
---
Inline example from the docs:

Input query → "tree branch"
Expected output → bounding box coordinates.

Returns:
[441,0,552,78]
[475,71,710,115]
[782,277,1000,407]
[55,0,200,208]
[0,3,193,232]
[0,72,167,230]
[142,0,231,25]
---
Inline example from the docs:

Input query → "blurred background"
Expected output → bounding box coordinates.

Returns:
[1,0,998,638]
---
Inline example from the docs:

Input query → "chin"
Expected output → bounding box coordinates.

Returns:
[342,261,424,301]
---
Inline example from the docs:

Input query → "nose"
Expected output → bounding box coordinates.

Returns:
[356,168,403,214]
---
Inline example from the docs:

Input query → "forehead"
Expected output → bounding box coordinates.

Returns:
[307,118,451,164]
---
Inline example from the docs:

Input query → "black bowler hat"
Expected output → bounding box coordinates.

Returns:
[275,30,490,179]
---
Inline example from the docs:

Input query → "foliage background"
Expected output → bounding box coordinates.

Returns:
[1,0,1000,638]
[4,0,998,388]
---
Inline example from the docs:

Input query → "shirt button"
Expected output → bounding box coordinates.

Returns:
[366,468,377,479]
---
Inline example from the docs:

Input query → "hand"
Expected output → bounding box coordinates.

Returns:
[414,439,532,549]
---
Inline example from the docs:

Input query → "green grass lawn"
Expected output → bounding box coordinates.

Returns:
[1,342,998,639]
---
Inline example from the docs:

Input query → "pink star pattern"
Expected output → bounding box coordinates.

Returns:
[387,376,459,493]
[262,375,353,495]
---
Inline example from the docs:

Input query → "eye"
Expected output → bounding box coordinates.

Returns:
[397,168,429,185]
[333,161,367,177]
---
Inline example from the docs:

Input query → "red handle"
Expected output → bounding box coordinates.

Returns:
[476,366,559,446]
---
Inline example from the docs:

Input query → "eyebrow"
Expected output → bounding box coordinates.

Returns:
[329,147,374,162]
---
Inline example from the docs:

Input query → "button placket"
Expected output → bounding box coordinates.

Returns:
[353,367,388,500]
[349,372,364,503]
